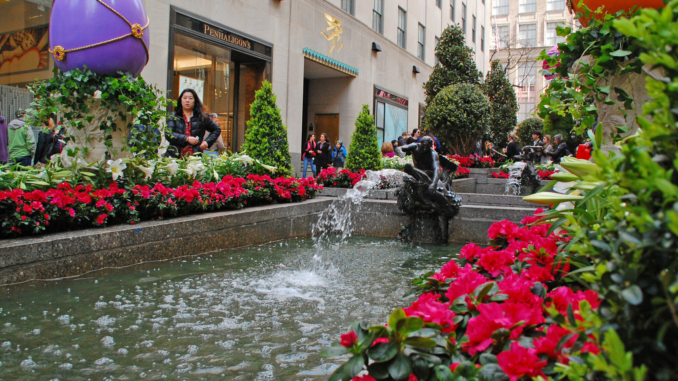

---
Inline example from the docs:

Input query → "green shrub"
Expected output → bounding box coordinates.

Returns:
[423,24,481,105]
[241,80,293,177]
[424,83,490,155]
[345,104,382,172]
[515,117,543,147]
[483,60,518,149]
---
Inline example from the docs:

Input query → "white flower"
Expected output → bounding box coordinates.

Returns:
[106,159,127,181]
[233,155,254,165]
[138,164,155,179]
[261,164,277,173]
[185,161,205,178]
[162,160,179,175]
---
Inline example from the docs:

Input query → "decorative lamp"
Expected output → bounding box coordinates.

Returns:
[372,42,382,52]
[49,0,151,77]
[413,65,421,74]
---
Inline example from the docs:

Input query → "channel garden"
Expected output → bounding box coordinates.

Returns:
[0,3,677,381]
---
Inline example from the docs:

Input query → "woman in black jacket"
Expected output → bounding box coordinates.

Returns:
[315,133,332,174]
[545,134,569,164]
[166,89,221,158]
[34,117,64,166]
[302,133,317,178]
[504,134,521,160]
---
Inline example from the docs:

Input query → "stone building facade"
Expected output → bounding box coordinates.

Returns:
[0,0,490,175]
[489,0,577,123]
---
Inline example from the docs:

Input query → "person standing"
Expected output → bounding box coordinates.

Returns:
[315,133,332,174]
[531,130,545,163]
[504,133,521,160]
[302,133,317,178]
[166,89,221,158]
[542,135,553,165]
[8,109,35,166]
[545,134,569,164]
[0,115,8,164]
[34,117,65,165]
[392,139,405,158]
[406,129,421,144]
[332,140,347,169]
[203,113,227,154]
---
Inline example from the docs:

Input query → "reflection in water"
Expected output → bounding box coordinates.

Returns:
[0,237,460,379]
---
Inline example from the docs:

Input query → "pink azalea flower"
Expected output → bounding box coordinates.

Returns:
[497,342,547,381]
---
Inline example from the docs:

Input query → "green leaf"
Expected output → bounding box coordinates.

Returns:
[388,354,413,381]
[610,49,632,57]
[345,356,365,378]
[435,364,455,381]
[473,281,498,301]
[367,342,398,362]
[621,285,643,305]
[567,304,577,326]
[389,309,406,331]
[397,317,423,336]
[403,336,437,348]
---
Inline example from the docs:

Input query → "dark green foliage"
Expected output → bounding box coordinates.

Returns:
[345,104,382,172]
[241,80,293,177]
[515,118,543,147]
[543,112,583,152]
[424,83,490,155]
[483,60,518,149]
[424,24,481,105]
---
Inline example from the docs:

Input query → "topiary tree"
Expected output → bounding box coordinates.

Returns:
[424,24,481,105]
[424,83,490,155]
[345,104,383,172]
[483,60,518,149]
[241,80,293,177]
[515,117,544,147]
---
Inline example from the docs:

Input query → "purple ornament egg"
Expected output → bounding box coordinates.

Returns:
[50,0,150,77]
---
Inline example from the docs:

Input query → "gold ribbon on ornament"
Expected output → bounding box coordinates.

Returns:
[49,0,150,64]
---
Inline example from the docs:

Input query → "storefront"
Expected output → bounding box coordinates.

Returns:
[374,87,408,147]
[168,8,272,153]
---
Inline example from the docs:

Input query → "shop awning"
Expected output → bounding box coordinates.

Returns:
[302,48,358,77]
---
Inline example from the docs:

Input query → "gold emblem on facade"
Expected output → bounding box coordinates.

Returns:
[321,13,343,55]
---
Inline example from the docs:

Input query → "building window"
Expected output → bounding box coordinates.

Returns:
[519,0,537,14]
[435,36,440,65]
[547,0,566,11]
[519,24,537,47]
[450,0,455,21]
[436,0,442,8]
[545,22,566,46]
[492,0,509,16]
[472,15,476,43]
[372,0,384,34]
[481,25,485,52]
[418,23,425,60]
[462,3,467,34]
[341,0,354,15]
[397,7,407,49]
[517,61,537,92]
[491,24,510,50]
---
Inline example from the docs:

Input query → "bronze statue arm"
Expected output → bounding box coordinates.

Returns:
[401,143,418,152]
[429,151,441,192]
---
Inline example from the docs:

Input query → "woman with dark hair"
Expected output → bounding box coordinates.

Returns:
[542,135,553,164]
[34,116,65,166]
[166,88,221,158]
[302,133,317,178]
[545,134,570,164]
[315,133,332,174]
[504,133,521,160]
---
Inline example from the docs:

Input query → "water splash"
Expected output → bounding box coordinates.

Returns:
[505,162,527,195]
[312,169,404,253]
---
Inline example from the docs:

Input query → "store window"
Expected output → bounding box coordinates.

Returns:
[374,88,408,147]
[0,0,53,88]
[170,13,272,153]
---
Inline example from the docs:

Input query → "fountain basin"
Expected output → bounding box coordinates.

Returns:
[0,237,462,379]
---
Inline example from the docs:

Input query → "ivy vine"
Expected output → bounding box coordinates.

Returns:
[28,67,172,160]
[538,6,643,138]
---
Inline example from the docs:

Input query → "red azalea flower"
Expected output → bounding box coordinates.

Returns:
[488,220,521,242]
[96,214,108,225]
[547,287,601,315]
[407,374,418,381]
[340,330,357,348]
[21,215,27,221]
[533,324,576,360]
[351,376,377,381]
[446,264,489,304]
[477,249,515,277]
[68,208,76,218]
[403,293,457,333]
[497,342,547,381]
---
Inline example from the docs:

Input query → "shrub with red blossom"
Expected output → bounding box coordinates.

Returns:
[446,154,495,168]
[0,176,321,238]
[323,209,635,381]
[491,171,509,179]
[317,167,366,188]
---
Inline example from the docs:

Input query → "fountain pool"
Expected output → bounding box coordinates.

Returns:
[0,237,460,380]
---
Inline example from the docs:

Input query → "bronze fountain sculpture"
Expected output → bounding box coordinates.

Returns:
[396,136,462,243]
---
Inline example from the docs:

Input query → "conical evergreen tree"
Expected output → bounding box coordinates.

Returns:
[483,60,518,149]
[241,80,293,177]
[424,24,481,104]
[345,104,383,172]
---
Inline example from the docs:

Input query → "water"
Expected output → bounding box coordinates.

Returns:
[505,161,527,195]
[0,237,460,380]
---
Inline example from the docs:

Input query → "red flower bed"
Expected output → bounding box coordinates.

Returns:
[454,166,470,179]
[324,209,609,381]
[538,170,556,180]
[0,175,321,238]
[447,154,495,168]
[317,167,366,188]
[492,171,509,179]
